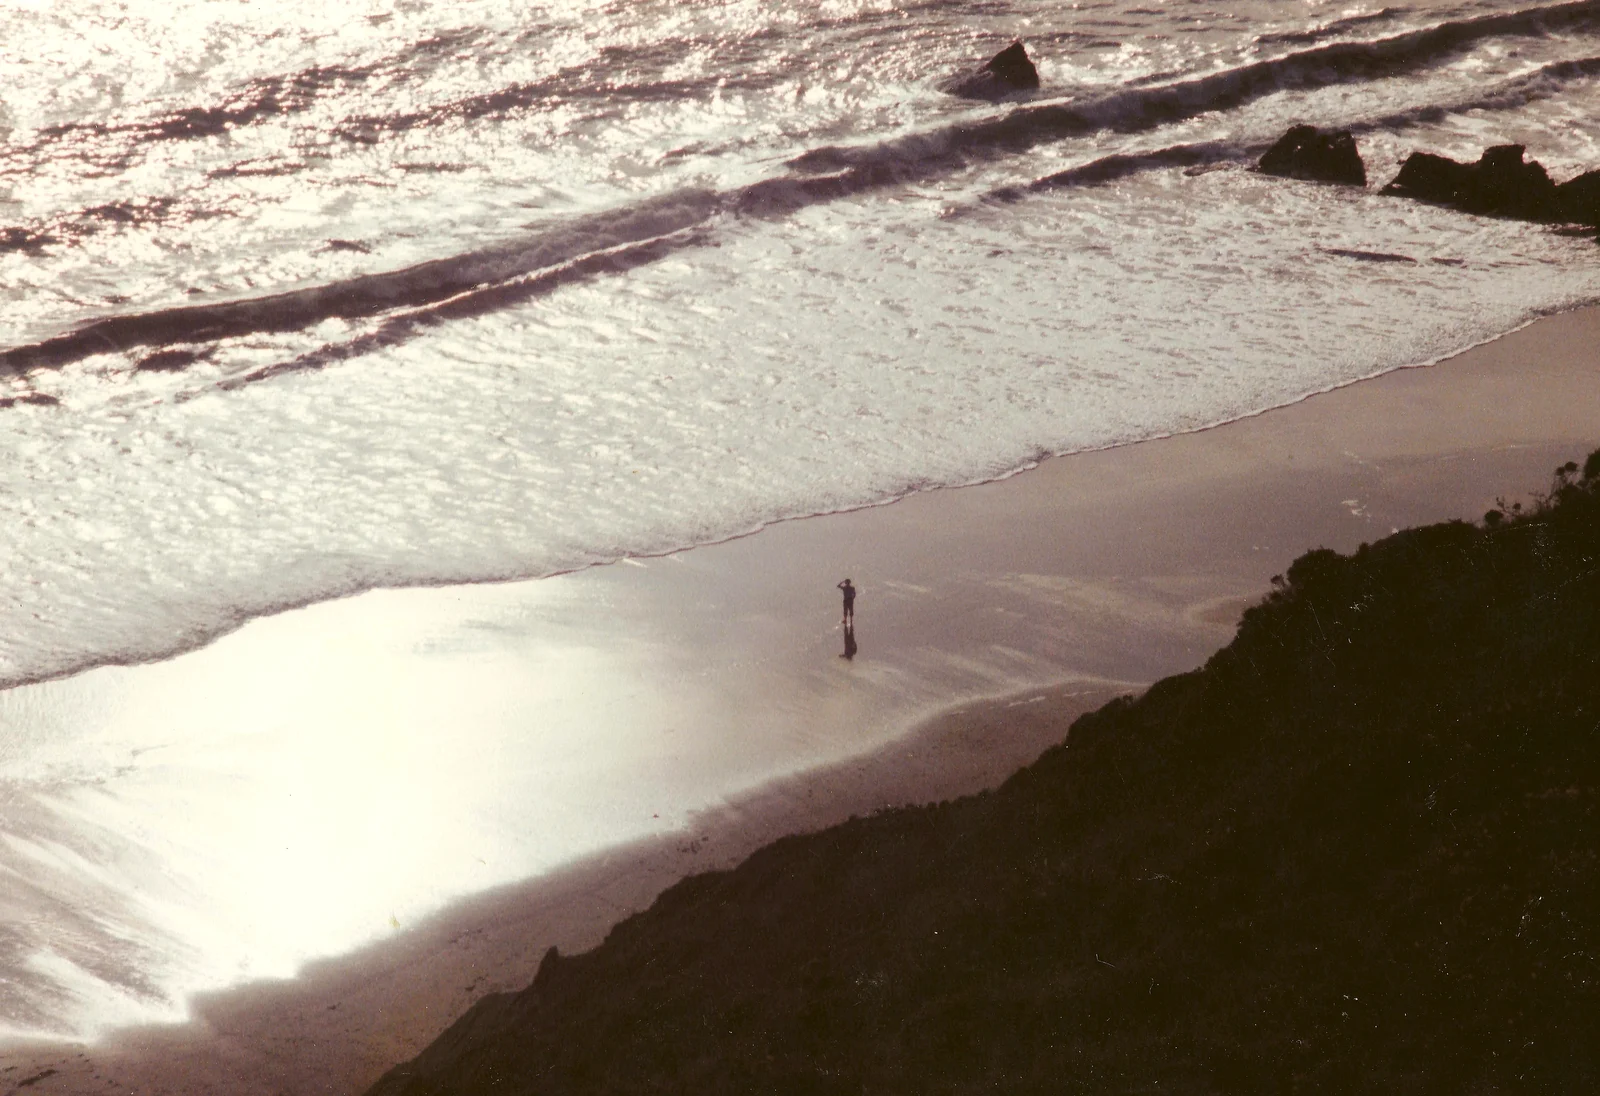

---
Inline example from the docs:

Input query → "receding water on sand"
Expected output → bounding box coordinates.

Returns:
[0,507,1207,1041]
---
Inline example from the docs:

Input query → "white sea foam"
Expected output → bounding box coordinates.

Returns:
[3,163,1598,691]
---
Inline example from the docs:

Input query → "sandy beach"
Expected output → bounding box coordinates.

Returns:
[2,305,1596,1096]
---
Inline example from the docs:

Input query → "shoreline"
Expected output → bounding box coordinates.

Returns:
[2,305,1597,1095]
[3,300,1591,700]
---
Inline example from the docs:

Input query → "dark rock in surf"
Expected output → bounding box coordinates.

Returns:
[1383,144,1560,221]
[1462,145,1559,219]
[1256,125,1366,186]
[1556,169,1600,226]
[1381,151,1474,206]
[940,41,1040,100]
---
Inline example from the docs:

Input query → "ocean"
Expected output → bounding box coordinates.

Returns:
[2,0,1599,1044]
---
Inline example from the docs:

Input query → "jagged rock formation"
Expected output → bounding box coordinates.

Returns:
[939,41,1040,100]
[1257,125,1367,186]
[1382,144,1566,221]
[1557,169,1600,226]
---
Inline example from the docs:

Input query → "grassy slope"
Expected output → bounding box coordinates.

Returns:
[368,457,1600,1095]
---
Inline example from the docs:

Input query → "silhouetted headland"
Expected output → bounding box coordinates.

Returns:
[368,450,1600,1094]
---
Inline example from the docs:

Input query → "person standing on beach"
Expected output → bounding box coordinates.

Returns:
[837,578,856,625]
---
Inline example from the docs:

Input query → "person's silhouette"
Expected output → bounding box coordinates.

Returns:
[837,578,856,625]
[841,621,857,661]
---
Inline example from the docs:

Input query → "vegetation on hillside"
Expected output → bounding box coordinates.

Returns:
[369,450,1600,1095]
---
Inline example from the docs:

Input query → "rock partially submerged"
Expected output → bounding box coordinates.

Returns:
[1382,144,1565,221]
[1257,125,1366,186]
[1249,133,1600,229]
[940,41,1040,100]
[1382,151,1474,208]
[1556,170,1600,226]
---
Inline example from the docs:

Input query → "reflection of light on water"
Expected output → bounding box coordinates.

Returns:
[0,523,1149,1040]
[0,579,728,1040]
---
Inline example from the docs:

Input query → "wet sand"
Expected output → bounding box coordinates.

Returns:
[2,306,1596,1095]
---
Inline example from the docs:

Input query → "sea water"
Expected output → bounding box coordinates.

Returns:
[1,0,1599,1040]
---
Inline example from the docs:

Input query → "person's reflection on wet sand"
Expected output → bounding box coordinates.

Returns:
[836,578,858,660]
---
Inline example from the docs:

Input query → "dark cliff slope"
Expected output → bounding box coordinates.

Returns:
[370,453,1600,1096]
